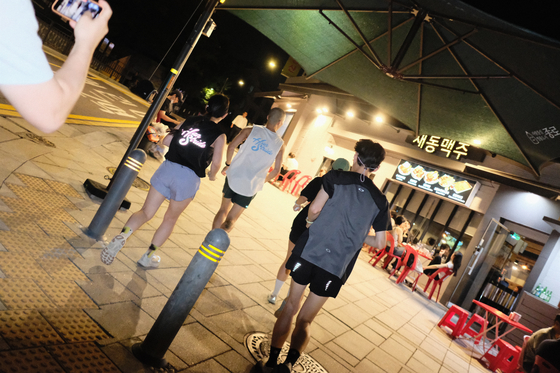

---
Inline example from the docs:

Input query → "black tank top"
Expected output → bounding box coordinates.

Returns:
[165,116,224,177]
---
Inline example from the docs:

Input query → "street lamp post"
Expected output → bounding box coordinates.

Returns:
[84,0,224,236]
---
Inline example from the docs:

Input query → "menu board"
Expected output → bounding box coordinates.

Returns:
[392,160,480,206]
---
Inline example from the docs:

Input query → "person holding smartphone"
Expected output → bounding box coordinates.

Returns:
[0,0,112,133]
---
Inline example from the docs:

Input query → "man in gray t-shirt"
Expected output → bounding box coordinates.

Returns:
[257,139,391,373]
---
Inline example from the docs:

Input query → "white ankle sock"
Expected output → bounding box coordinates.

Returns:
[272,279,284,297]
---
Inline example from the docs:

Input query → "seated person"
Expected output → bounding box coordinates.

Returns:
[532,338,560,372]
[424,243,450,277]
[423,251,463,279]
[158,90,183,129]
[390,216,408,256]
[520,314,560,373]
[386,216,410,269]
[277,152,299,181]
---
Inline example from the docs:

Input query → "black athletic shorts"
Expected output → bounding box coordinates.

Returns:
[222,177,255,209]
[288,256,343,298]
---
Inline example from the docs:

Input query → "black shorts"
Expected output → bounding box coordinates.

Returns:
[222,177,255,209]
[288,256,343,298]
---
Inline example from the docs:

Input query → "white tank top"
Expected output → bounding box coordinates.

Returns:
[227,126,284,196]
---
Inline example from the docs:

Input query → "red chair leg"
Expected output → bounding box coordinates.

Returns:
[412,273,423,292]
[371,250,387,267]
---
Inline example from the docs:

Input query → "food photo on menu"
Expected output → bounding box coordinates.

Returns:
[392,159,480,206]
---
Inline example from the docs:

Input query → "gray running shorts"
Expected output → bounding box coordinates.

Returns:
[150,160,200,201]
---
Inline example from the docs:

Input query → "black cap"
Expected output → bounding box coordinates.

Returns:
[170,89,183,103]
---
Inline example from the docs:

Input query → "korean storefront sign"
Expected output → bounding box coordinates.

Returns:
[412,135,470,160]
[392,159,481,206]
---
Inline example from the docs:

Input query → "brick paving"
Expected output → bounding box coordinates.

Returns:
[0,97,494,372]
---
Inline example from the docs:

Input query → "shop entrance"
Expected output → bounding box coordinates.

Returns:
[449,218,546,319]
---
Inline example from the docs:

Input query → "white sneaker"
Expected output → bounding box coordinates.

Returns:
[267,293,277,305]
[137,251,161,268]
[100,234,127,265]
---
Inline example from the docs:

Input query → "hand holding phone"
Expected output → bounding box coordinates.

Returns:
[52,0,102,22]
[54,0,112,52]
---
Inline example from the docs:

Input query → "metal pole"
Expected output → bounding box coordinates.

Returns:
[84,149,146,240]
[107,0,221,190]
[132,229,230,368]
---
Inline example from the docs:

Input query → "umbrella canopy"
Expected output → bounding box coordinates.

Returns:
[220,0,560,175]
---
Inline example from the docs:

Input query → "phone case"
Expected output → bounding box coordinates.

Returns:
[51,0,100,22]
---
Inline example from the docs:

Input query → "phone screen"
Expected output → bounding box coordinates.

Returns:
[53,0,101,22]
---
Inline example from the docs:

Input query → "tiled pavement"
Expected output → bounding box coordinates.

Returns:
[0,111,494,372]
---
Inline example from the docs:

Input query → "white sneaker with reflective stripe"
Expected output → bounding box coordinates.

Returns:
[100,234,127,265]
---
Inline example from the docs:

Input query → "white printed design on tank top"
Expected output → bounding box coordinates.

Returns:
[178,128,206,148]
[251,138,273,155]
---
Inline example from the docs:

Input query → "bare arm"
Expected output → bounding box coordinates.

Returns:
[364,231,388,249]
[306,187,329,225]
[208,134,227,181]
[424,262,449,270]
[159,110,181,126]
[0,1,112,133]
[221,127,252,175]
[293,195,308,211]
[162,132,174,147]
[264,144,285,183]
[394,227,404,246]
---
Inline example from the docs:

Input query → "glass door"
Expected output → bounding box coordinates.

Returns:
[447,219,510,307]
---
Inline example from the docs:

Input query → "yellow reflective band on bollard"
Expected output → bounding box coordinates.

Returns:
[200,245,221,259]
[171,68,178,74]
[208,244,224,254]
[198,250,218,262]
[198,244,224,262]
[124,157,143,172]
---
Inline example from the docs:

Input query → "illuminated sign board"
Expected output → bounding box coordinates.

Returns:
[392,160,481,206]
[413,135,470,160]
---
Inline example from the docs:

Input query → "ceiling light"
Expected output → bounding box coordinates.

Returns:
[473,139,482,145]
[512,266,518,270]
[269,60,276,68]
[346,111,354,117]
[522,265,528,270]
[323,107,328,113]
[287,104,292,108]
[316,109,323,114]
[238,80,244,86]
[374,114,384,123]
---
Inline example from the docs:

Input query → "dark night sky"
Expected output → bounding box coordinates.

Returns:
[105,2,289,95]
[101,0,560,103]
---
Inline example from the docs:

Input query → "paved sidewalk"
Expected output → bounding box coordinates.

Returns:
[0,107,494,372]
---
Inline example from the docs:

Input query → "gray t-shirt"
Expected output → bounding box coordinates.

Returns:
[290,170,391,281]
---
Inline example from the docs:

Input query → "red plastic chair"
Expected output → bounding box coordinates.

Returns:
[533,356,560,373]
[291,175,312,196]
[438,304,470,338]
[412,267,454,301]
[458,313,488,344]
[280,170,301,192]
[392,245,418,284]
[483,339,519,373]
[370,234,401,270]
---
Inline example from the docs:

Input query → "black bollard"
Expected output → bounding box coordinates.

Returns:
[84,149,146,240]
[132,229,230,368]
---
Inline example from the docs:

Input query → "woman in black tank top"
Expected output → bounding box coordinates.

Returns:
[100,95,229,269]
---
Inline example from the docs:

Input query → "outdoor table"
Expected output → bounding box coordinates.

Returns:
[472,299,532,353]
[417,251,433,260]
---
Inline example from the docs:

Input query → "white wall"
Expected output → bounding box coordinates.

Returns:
[534,237,560,306]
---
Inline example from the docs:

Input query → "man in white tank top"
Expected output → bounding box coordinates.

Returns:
[212,108,286,232]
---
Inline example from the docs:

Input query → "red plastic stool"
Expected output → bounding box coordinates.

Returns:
[459,313,488,344]
[482,339,519,373]
[438,305,469,338]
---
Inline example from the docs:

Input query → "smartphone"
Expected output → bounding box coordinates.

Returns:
[52,0,101,22]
